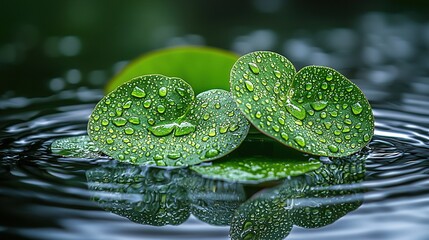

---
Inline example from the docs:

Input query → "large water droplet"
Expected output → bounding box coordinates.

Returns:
[132,86,146,98]
[310,101,328,111]
[205,149,219,158]
[286,102,306,120]
[129,116,140,125]
[124,127,134,135]
[281,132,289,141]
[274,70,281,79]
[255,111,262,119]
[167,153,181,160]
[148,123,176,137]
[245,81,254,92]
[305,82,313,90]
[101,119,109,126]
[158,87,167,97]
[143,99,152,108]
[364,133,371,142]
[294,136,306,147]
[175,122,196,136]
[208,128,216,137]
[248,62,260,74]
[321,82,328,90]
[352,102,363,115]
[328,144,339,153]
[326,72,333,81]
[176,87,186,96]
[113,117,127,126]
[157,104,166,113]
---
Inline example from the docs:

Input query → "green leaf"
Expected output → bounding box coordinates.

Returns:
[106,46,238,94]
[88,74,250,166]
[86,163,190,226]
[50,135,102,158]
[230,51,374,157]
[191,156,321,184]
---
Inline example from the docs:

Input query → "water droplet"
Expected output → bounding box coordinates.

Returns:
[328,144,339,153]
[281,132,289,141]
[310,101,328,111]
[326,72,333,81]
[352,102,363,115]
[294,136,306,147]
[105,99,111,105]
[248,62,260,74]
[158,87,167,97]
[229,124,239,132]
[208,128,216,137]
[256,55,262,63]
[124,127,134,135]
[253,95,259,101]
[148,118,155,125]
[113,117,127,126]
[305,82,313,90]
[324,122,332,130]
[154,154,164,160]
[148,123,176,137]
[101,119,109,126]
[157,105,166,113]
[215,102,221,109]
[364,133,371,142]
[245,80,254,92]
[219,126,228,134]
[205,149,219,158]
[274,70,281,78]
[278,117,285,125]
[106,138,114,144]
[167,153,181,160]
[123,101,132,109]
[344,119,352,125]
[132,86,146,98]
[321,82,328,90]
[272,125,280,132]
[286,102,306,120]
[245,103,252,109]
[175,122,196,136]
[143,99,152,108]
[330,111,338,117]
[346,85,353,92]
[203,113,210,120]
[176,87,186,96]
[129,116,140,125]
[255,111,262,119]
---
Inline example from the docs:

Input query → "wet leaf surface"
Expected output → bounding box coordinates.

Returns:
[230,51,374,157]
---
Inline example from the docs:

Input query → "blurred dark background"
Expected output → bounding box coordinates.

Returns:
[1,0,429,98]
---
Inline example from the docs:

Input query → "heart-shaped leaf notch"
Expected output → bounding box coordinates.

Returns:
[230,51,374,157]
[88,74,250,166]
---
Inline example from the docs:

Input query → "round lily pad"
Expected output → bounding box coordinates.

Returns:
[106,46,238,94]
[88,74,250,166]
[190,156,321,184]
[230,51,374,157]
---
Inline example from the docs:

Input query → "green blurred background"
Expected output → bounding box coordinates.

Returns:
[1,0,429,98]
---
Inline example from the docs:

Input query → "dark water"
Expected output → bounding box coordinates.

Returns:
[2,3,429,240]
[1,76,429,240]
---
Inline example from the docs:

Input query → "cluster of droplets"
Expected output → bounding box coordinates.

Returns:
[230,51,373,157]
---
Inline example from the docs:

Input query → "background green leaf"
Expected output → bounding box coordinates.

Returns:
[88,75,250,166]
[106,46,238,94]
[230,51,374,157]
[191,156,321,184]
